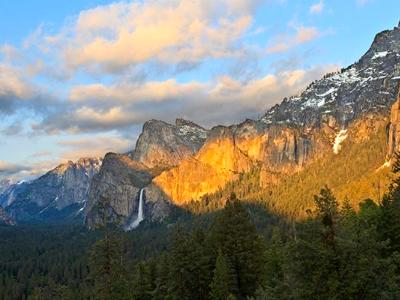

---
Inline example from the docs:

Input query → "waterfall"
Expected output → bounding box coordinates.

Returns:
[125,188,145,231]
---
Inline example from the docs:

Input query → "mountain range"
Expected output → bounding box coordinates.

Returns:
[1,23,400,228]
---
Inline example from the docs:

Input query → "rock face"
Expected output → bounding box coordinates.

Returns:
[154,125,254,204]
[85,153,171,229]
[261,25,400,128]
[153,119,333,204]
[85,23,400,227]
[152,24,400,205]
[1,158,102,223]
[387,90,400,157]
[131,119,208,168]
[85,119,208,228]
[0,206,14,226]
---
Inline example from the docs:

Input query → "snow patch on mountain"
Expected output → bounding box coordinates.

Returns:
[333,130,348,154]
[177,124,208,142]
[316,87,338,97]
[372,51,388,60]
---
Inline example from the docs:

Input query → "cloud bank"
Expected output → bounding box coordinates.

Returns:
[0,0,334,178]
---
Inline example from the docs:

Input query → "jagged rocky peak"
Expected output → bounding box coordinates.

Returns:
[261,24,400,129]
[132,118,209,168]
[53,157,102,175]
[1,156,103,223]
[175,118,208,146]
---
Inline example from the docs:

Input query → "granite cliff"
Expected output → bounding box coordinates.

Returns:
[1,158,102,223]
[151,24,400,206]
[84,24,400,227]
[131,118,208,169]
[3,24,399,228]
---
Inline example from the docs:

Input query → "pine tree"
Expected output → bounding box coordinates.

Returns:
[211,192,264,298]
[167,226,193,300]
[153,253,170,300]
[314,186,339,247]
[210,250,238,300]
[168,226,214,300]
[190,228,215,300]
[89,234,128,300]
[88,197,128,300]
[258,227,286,299]
[131,262,154,300]
[379,152,400,253]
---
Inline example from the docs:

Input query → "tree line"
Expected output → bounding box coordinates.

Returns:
[3,154,400,299]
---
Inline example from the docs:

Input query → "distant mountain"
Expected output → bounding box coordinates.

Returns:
[1,158,102,224]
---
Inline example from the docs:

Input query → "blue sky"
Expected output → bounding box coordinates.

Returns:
[0,0,399,181]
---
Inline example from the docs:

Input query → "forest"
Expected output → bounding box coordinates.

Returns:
[2,154,400,299]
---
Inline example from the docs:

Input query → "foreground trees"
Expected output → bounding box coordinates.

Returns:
[4,155,400,299]
[211,193,264,298]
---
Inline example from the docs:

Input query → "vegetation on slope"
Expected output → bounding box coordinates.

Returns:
[192,120,392,220]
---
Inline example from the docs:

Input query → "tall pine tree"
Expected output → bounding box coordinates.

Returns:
[210,250,238,300]
[211,193,264,298]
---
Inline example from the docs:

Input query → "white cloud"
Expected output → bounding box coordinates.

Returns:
[69,80,206,103]
[0,160,47,182]
[32,64,338,133]
[0,0,338,178]
[0,160,28,176]
[309,0,324,14]
[0,65,34,99]
[0,64,40,113]
[30,0,258,73]
[57,134,134,161]
[267,24,320,54]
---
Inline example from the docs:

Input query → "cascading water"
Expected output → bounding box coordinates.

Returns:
[125,188,145,231]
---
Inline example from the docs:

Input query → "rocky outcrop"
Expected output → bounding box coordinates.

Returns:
[2,157,102,223]
[131,119,208,169]
[85,23,400,227]
[85,153,171,228]
[153,120,332,204]
[387,90,400,157]
[261,24,400,129]
[0,206,14,226]
[153,125,254,204]
[152,25,400,206]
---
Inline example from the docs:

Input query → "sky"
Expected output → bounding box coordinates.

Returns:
[0,0,399,181]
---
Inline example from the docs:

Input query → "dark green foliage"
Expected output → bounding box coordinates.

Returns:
[210,250,238,300]
[256,187,400,300]
[4,157,400,300]
[89,234,129,300]
[131,261,155,300]
[379,152,400,253]
[167,226,214,300]
[0,225,98,300]
[211,193,264,298]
